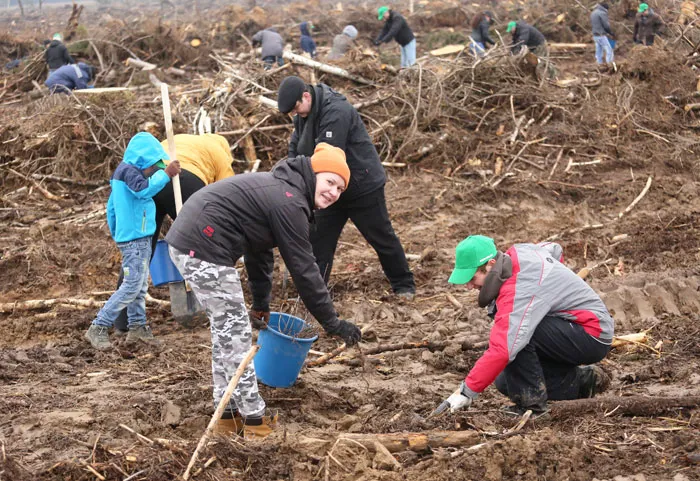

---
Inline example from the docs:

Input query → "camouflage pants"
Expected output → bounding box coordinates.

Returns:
[169,246,266,417]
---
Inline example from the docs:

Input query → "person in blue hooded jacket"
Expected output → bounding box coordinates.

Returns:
[300,21,317,58]
[45,62,94,94]
[84,132,181,350]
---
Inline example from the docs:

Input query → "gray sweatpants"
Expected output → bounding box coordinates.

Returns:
[169,246,265,417]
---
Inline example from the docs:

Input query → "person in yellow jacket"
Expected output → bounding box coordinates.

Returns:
[114,133,235,332]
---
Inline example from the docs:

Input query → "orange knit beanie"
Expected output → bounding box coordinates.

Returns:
[310,143,350,186]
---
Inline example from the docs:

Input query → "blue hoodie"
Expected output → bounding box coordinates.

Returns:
[106,132,171,243]
[300,22,316,55]
[45,62,92,93]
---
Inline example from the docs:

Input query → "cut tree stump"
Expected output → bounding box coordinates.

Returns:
[549,395,700,419]
[340,430,481,453]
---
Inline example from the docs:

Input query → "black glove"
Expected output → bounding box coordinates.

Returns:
[249,310,270,330]
[373,40,381,46]
[323,318,361,346]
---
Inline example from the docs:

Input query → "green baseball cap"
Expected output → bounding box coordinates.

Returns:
[506,21,517,33]
[448,235,498,284]
[155,160,167,168]
[378,6,389,20]
[638,3,649,12]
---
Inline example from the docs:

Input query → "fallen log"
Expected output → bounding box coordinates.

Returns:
[549,395,700,419]
[306,324,374,367]
[548,43,593,52]
[340,430,481,453]
[126,58,157,71]
[282,51,373,85]
[0,296,168,313]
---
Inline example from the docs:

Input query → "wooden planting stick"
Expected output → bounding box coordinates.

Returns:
[182,345,260,480]
[161,83,183,214]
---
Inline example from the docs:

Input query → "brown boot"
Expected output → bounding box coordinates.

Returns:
[242,412,278,440]
[213,415,244,436]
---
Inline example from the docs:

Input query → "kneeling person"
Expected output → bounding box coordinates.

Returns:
[440,235,613,416]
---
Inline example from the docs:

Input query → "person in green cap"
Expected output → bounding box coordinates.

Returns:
[434,236,614,417]
[506,20,546,55]
[374,6,416,67]
[634,3,664,45]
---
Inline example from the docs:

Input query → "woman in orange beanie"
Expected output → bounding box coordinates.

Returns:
[165,143,360,439]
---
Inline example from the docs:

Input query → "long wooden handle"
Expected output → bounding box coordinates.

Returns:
[182,344,260,480]
[161,83,183,215]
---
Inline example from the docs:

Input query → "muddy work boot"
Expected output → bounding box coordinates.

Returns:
[214,410,244,436]
[125,325,158,344]
[395,290,416,301]
[578,365,611,398]
[243,411,278,440]
[84,325,111,350]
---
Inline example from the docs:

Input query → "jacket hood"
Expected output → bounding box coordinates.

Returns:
[595,3,608,11]
[272,155,316,209]
[77,62,93,80]
[49,40,62,47]
[265,27,278,33]
[342,25,358,38]
[300,22,311,36]
[123,132,170,169]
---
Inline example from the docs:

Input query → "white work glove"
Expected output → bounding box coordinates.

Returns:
[445,381,478,413]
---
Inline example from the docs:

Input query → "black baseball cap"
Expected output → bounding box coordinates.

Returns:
[277,76,307,114]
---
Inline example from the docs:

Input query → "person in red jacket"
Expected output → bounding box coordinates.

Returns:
[439,235,613,416]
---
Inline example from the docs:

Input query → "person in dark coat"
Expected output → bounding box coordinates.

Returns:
[44,33,74,75]
[374,6,416,67]
[470,11,496,57]
[166,144,362,439]
[299,21,317,58]
[633,3,664,45]
[507,21,546,55]
[45,62,93,94]
[277,75,416,299]
[252,28,285,70]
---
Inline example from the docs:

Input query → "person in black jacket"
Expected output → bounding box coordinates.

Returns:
[277,76,416,300]
[507,21,546,55]
[44,33,74,75]
[470,11,496,57]
[167,144,361,439]
[374,6,416,67]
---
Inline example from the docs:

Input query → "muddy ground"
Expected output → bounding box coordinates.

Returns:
[1,0,700,480]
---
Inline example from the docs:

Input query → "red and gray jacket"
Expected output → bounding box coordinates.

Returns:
[464,242,614,394]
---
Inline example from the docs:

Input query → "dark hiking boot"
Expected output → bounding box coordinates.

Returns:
[214,410,244,436]
[243,411,279,440]
[85,325,111,350]
[579,365,611,398]
[501,404,550,420]
[395,290,416,301]
[126,325,159,344]
[113,329,128,337]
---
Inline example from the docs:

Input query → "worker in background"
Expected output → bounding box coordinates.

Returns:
[84,133,181,350]
[328,25,358,60]
[634,3,664,45]
[114,133,235,332]
[166,144,362,439]
[45,62,94,94]
[277,75,416,300]
[374,6,416,68]
[44,33,74,75]
[437,235,613,417]
[470,11,496,57]
[590,3,615,64]
[507,20,546,55]
[300,21,317,58]
[252,27,285,70]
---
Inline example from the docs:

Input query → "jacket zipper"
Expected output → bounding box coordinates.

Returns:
[141,210,146,231]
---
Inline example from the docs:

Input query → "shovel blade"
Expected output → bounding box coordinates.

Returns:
[169,282,206,328]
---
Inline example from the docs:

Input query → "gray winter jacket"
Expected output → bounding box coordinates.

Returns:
[252,28,284,59]
[590,4,613,37]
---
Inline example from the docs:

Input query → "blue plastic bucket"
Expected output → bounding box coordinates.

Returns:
[609,39,616,50]
[255,312,318,388]
[149,240,183,286]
